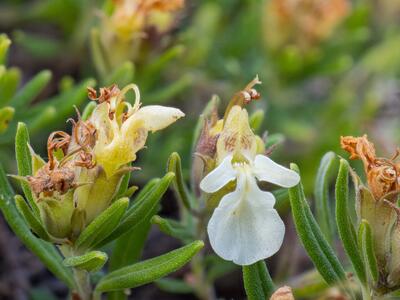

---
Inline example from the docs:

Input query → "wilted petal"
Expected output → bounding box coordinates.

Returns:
[207,172,285,265]
[200,155,236,193]
[253,154,300,188]
[91,102,114,146]
[133,105,185,133]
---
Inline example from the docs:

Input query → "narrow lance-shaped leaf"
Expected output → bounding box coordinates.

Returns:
[99,173,175,246]
[81,101,96,121]
[249,109,264,133]
[167,152,192,210]
[358,219,378,284]
[288,163,346,285]
[105,61,135,87]
[63,251,108,273]
[335,159,366,285]
[95,241,204,292]
[107,179,162,300]
[314,152,337,245]
[151,215,194,243]
[75,197,129,251]
[90,28,111,79]
[10,70,52,108]
[15,122,39,216]
[243,260,275,300]
[15,195,51,242]
[0,164,74,289]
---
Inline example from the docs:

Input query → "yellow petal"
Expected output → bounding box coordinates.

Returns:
[217,105,257,163]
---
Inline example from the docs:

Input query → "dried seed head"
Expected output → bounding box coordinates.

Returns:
[47,131,71,169]
[341,135,400,201]
[28,162,75,197]
[87,85,120,104]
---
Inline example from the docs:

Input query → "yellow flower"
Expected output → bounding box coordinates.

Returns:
[90,84,185,178]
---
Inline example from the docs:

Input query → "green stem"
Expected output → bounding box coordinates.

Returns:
[59,245,92,300]
[190,213,216,300]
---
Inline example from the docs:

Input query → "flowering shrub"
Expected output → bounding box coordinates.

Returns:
[0,1,400,300]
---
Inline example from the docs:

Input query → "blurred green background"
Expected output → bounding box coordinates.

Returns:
[1,0,399,191]
[1,0,400,298]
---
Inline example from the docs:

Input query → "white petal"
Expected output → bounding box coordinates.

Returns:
[199,155,236,193]
[253,154,300,188]
[133,105,185,132]
[207,173,285,265]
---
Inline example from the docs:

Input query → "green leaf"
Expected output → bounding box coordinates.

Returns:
[243,260,275,300]
[90,28,111,79]
[108,215,153,300]
[358,219,378,284]
[75,197,129,251]
[156,278,194,294]
[335,159,366,285]
[63,251,108,273]
[167,152,192,210]
[95,240,204,292]
[0,34,11,65]
[146,74,193,104]
[15,122,40,216]
[139,45,184,89]
[249,109,264,133]
[10,70,52,108]
[0,106,14,134]
[0,164,74,289]
[15,194,51,242]
[104,61,135,87]
[151,215,194,243]
[114,171,131,201]
[0,67,20,105]
[81,101,96,121]
[314,152,337,244]
[100,173,174,245]
[264,133,285,149]
[13,31,62,58]
[288,163,346,285]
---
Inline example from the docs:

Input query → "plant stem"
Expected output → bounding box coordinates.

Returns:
[190,212,216,300]
[59,245,92,300]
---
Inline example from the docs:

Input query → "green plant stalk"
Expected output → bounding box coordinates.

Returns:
[191,213,216,300]
[60,245,92,300]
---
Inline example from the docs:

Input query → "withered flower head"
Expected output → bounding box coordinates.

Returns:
[28,114,97,198]
[341,135,400,201]
[264,0,350,51]
[105,0,185,42]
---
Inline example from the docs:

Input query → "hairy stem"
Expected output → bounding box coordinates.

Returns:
[59,245,92,300]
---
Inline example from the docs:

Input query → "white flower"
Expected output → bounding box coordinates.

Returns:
[200,153,300,266]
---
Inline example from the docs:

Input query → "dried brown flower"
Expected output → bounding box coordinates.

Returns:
[28,163,75,197]
[87,85,120,104]
[341,135,400,201]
